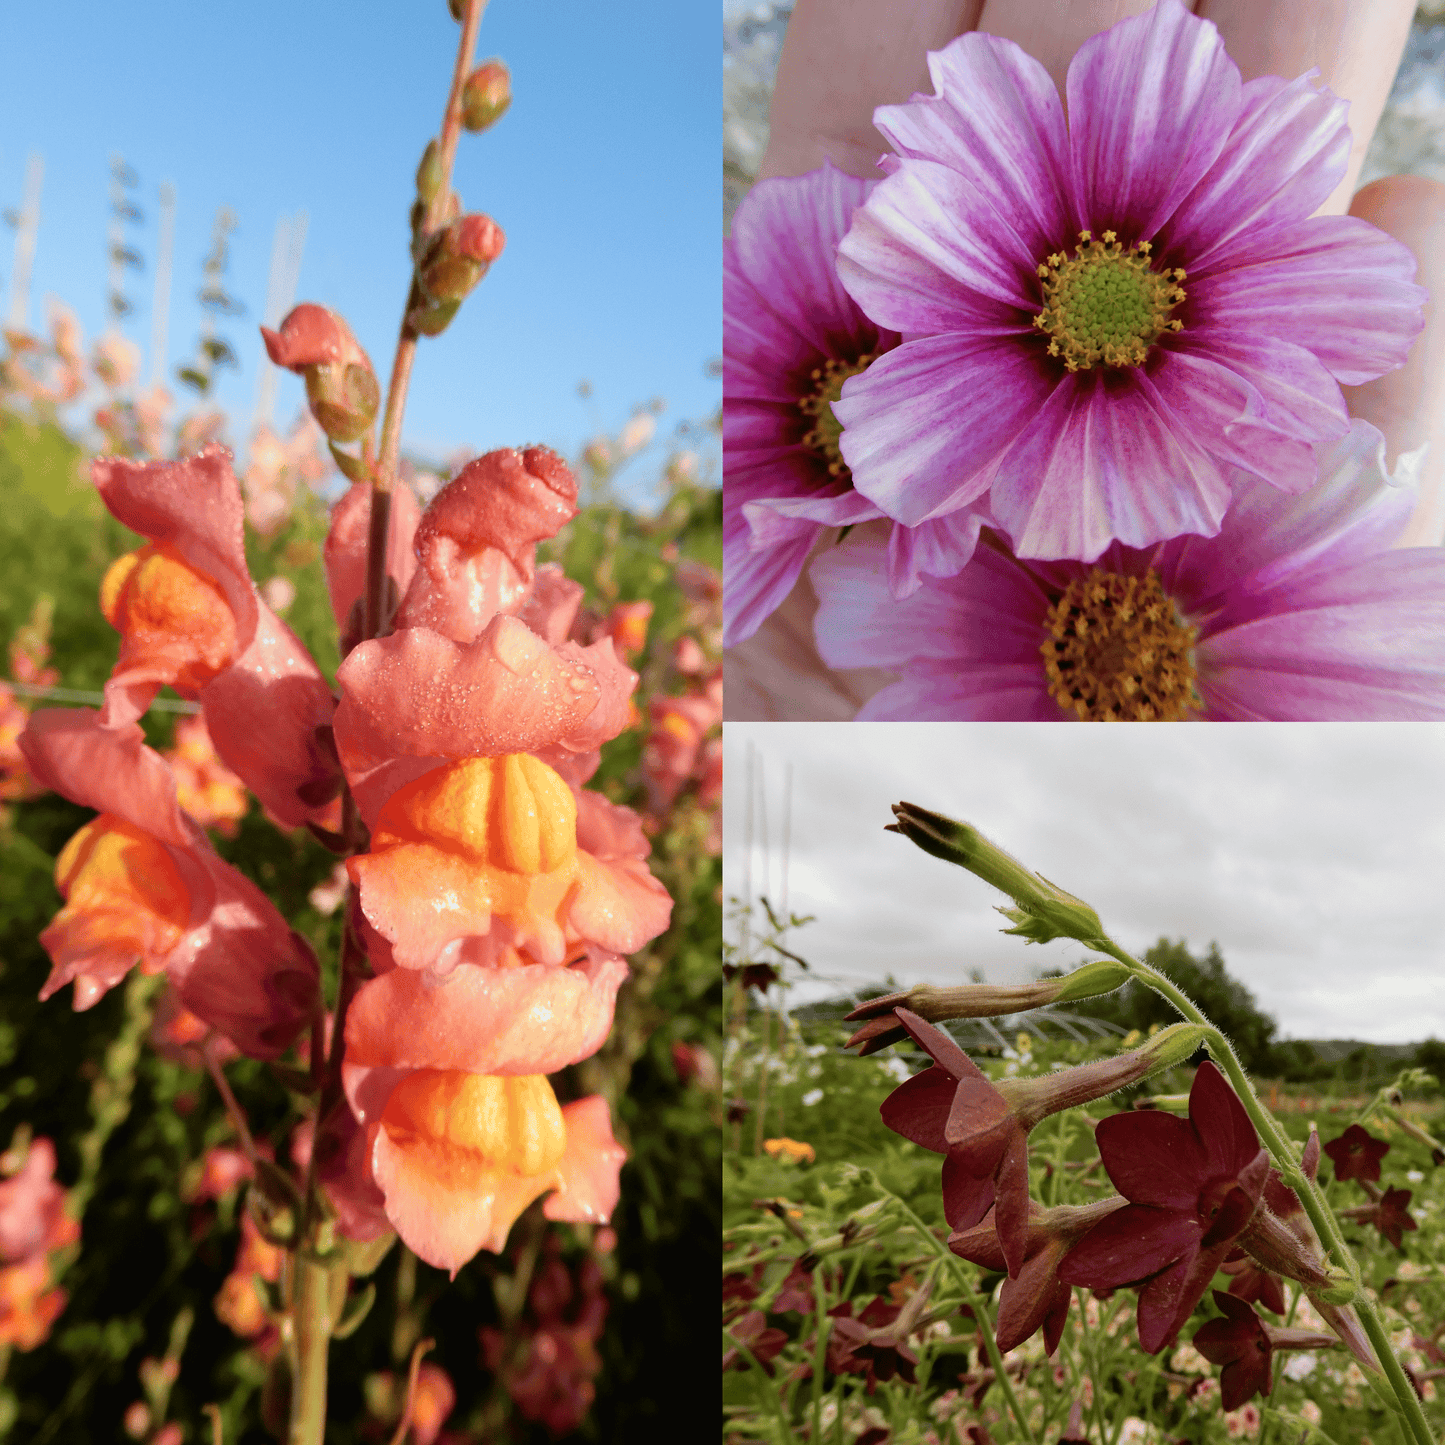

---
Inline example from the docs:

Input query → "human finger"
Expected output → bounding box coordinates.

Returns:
[758,0,983,180]
[973,0,1156,92]
[1196,0,1416,214]
[1342,175,1445,547]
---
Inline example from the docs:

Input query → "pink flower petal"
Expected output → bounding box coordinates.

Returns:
[1065,0,1239,242]
[341,953,628,1125]
[541,1096,626,1225]
[835,333,1050,526]
[323,480,421,633]
[874,32,1071,263]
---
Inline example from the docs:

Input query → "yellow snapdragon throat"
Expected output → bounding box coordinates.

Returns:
[1034,231,1186,372]
[1041,568,1198,721]
[798,353,876,480]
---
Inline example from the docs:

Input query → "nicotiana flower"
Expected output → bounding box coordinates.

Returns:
[724,165,914,647]
[1194,1292,1337,1411]
[1323,1123,1390,1183]
[1058,1062,1269,1355]
[814,421,1445,720]
[832,0,1425,566]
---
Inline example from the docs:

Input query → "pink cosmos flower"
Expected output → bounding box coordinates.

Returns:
[833,0,1425,565]
[814,421,1445,720]
[18,709,319,1056]
[724,165,908,646]
[92,445,342,827]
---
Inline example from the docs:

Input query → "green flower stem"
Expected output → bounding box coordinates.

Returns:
[288,1257,340,1445]
[883,1185,1037,1445]
[1096,938,1438,1445]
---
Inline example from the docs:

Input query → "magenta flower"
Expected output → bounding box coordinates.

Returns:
[814,421,1445,720]
[726,166,994,643]
[832,0,1424,566]
[1058,1062,1270,1354]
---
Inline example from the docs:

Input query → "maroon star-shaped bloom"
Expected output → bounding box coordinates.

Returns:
[1323,1124,1390,1184]
[1221,1252,1286,1315]
[1344,1185,1419,1250]
[1194,1291,1338,1411]
[724,1309,788,1375]
[1058,1062,1270,1354]
[949,1197,1126,1355]
[825,1296,919,1393]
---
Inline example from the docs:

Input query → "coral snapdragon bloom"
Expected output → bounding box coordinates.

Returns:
[834,0,1424,564]
[1059,1062,1270,1354]
[93,445,340,827]
[19,709,318,1056]
[0,1139,78,1265]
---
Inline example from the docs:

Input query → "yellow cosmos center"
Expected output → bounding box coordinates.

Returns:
[1033,231,1186,372]
[382,1069,566,1178]
[99,543,238,691]
[1040,568,1199,722]
[797,353,875,481]
[372,753,577,875]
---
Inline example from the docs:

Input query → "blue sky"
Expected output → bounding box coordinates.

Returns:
[0,1,718,499]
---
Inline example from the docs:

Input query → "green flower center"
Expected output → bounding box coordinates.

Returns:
[1041,568,1199,721]
[1033,231,1186,372]
[797,353,875,483]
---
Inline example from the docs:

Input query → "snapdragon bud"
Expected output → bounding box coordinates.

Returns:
[416,140,445,205]
[260,304,379,444]
[417,214,506,304]
[888,802,1104,945]
[462,60,511,132]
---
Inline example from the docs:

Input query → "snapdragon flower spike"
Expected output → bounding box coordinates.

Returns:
[881,1009,1204,1274]
[815,421,1445,720]
[846,961,1130,1054]
[260,303,380,444]
[1194,1291,1337,1411]
[1058,1062,1270,1354]
[950,1197,1125,1355]
[92,445,342,828]
[18,709,318,1056]
[833,0,1425,563]
[1324,1123,1390,1183]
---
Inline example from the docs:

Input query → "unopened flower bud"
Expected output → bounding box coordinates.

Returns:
[417,214,506,304]
[887,802,1104,945]
[846,960,1131,1054]
[416,139,444,205]
[260,304,379,444]
[462,59,511,132]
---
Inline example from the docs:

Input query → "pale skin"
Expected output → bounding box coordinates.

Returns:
[725,0,1445,721]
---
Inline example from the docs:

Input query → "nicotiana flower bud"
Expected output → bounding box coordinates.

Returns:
[416,214,506,307]
[462,59,511,132]
[887,803,1104,945]
[846,960,1131,1054]
[259,304,380,444]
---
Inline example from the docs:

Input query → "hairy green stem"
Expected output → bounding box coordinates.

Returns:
[1097,939,1437,1445]
[288,1258,339,1445]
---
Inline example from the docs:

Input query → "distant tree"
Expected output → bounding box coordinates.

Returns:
[1413,1038,1445,1093]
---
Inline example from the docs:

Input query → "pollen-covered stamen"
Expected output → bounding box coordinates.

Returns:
[797,353,875,481]
[1033,230,1186,372]
[1041,568,1199,722]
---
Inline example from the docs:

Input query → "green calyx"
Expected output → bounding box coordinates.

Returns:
[1052,958,1132,1004]
[1033,230,1186,372]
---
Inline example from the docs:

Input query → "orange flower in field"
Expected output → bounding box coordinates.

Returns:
[0,1256,68,1349]
[214,1211,283,1339]
[764,1138,816,1165]
[162,714,248,836]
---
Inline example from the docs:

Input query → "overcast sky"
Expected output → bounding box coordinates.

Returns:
[723,724,1445,1046]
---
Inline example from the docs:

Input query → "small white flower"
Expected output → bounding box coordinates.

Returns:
[1408,1169,1424,1182]
[1283,1353,1317,1382]
[801,1088,824,1107]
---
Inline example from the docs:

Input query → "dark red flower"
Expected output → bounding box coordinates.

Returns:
[1057,1061,1270,1353]
[881,1009,1201,1276]
[1343,1185,1418,1250]
[1194,1291,1337,1411]
[722,962,781,993]
[825,1295,919,1393]
[723,1309,788,1375]
[722,1263,762,1319]
[1323,1124,1390,1183]
[949,1197,1126,1355]
[771,1259,815,1315]
[1221,1253,1286,1315]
